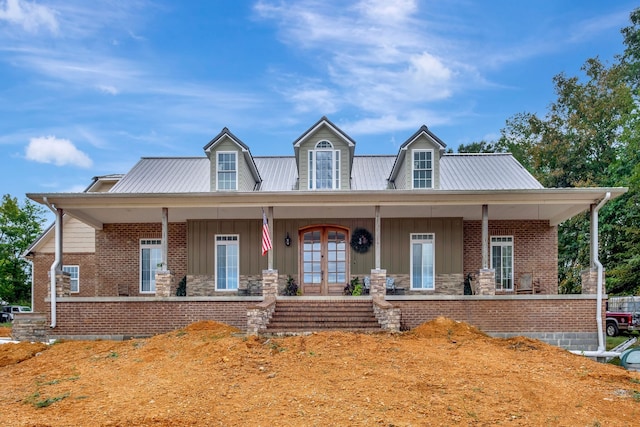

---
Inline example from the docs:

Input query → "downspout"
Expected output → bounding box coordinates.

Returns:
[570,192,612,358]
[43,197,62,328]
[593,192,611,353]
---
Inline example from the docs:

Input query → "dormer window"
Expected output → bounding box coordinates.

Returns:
[412,149,433,189]
[217,152,237,190]
[308,140,340,189]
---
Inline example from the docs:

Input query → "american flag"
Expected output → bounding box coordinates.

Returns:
[262,209,272,256]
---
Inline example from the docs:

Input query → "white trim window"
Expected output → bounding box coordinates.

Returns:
[217,151,238,190]
[491,236,514,291]
[412,149,433,189]
[140,239,162,293]
[215,235,239,291]
[308,140,340,189]
[62,265,79,293]
[410,233,435,290]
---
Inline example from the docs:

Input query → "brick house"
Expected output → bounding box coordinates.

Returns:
[24,117,626,350]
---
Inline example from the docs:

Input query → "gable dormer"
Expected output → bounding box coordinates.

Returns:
[203,128,261,192]
[388,125,447,190]
[292,116,356,190]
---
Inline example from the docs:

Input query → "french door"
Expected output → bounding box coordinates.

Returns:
[300,226,349,295]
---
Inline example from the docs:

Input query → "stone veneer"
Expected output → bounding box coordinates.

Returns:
[54,271,71,298]
[12,312,48,342]
[247,297,276,335]
[373,298,400,331]
[581,268,602,294]
[186,274,263,296]
[155,270,174,297]
[388,273,465,295]
[474,269,496,296]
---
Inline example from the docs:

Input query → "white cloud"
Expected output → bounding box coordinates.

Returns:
[97,84,119,95]
[25,135,93,168]
[255,0,465,125]
[288,87,339,114]
[355,0,417,23]
[0,0,58,33]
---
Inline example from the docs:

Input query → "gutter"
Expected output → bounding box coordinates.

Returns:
[571,191,611,358]
[43,197,62,328]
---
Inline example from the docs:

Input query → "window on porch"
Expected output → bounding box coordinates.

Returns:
[410,233,435,289]
[216,235,239,291]
[491,236,513,291]
[140,239,162,293]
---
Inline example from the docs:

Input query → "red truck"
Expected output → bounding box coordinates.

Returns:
[606,310,640,337]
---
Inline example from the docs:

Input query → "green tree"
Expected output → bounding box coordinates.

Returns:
[0,194,46,305]
[460,8,640,294]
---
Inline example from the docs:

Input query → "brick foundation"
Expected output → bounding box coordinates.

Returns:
[390,295,602,351]
[34,295,603,351]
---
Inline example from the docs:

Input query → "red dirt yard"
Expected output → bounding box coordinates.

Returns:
[1,318,639,426]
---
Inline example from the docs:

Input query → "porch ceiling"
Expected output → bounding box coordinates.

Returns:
[27,187,627,229]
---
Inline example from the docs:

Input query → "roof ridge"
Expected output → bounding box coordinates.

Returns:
[445,152,512,156]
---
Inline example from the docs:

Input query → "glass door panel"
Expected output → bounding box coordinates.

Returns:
[300,226,349,295]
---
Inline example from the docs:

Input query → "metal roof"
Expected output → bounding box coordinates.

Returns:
[110,158,210,193]
[253,157,298,191]
[440,154,543,190]
[109,153,543,194]
[351,156,395,190]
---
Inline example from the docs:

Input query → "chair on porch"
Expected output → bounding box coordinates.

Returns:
[515,273,540,294]
[363,276,371,294]
[385,277,396,295]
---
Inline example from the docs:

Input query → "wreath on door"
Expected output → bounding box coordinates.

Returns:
[350,227,373,254]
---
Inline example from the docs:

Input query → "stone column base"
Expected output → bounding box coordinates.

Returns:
[475,269,496,295]
[262,269,279,299]
[155,270,174,297]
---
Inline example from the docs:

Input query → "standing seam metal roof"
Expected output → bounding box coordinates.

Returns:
[109,153,542,193]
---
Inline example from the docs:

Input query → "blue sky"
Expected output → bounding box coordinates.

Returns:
[1,0,637,204]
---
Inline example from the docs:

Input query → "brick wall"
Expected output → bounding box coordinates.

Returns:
[96,223,187,296]
[49,299,256,338]
[31,252,96,313]
[392,296,601,350]
[463,220,558,293]
[393,297,596,332]
[37,296,603,351]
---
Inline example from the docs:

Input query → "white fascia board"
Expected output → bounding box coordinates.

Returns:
[293,120,355,148]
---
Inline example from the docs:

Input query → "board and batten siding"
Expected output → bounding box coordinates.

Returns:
[40,217,96,253]
[188,217,462,278]
[188,218,375,278]
[297,127,352,190]
[381,217,463,275]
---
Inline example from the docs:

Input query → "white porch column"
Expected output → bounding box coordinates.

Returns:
[267,206,274,271]
[161,207,169,270]
[481,204,489,269]
[375,205,381,270]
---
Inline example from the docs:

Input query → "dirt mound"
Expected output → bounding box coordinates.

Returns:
[411,315,488,340]
[181,320,240,334]
[0,342,48,367]
[1,318,640,426]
